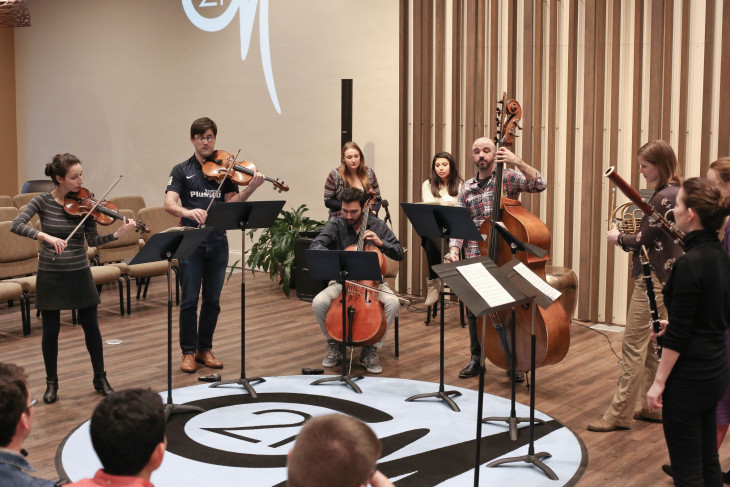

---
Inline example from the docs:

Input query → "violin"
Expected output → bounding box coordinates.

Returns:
[477,94,570,372]
[324,195,388,347]
[201,150,289,192]
[64,187,149,234]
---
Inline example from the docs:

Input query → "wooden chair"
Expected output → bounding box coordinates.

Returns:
[95,209,170,314]
[0,281,29,336]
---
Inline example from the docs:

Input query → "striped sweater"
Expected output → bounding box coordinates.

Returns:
[11,193,117,272]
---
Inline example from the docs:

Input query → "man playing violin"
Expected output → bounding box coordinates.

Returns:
[310,188,404,374]
[164,117,265,373]
[445,137,546,381]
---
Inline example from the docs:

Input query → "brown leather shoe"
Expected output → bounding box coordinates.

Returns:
[181,354,196,373]
[195,350,223,369]
[633,408,662,423]
[586,418,629,432]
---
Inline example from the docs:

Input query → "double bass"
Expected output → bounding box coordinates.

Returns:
[323,196,388,347]
[477,94,570,372]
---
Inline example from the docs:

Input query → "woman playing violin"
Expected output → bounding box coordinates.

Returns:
[323,141,382,221]
[10,153,138,404]
[164,117,265,374]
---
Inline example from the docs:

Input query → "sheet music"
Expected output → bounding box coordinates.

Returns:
[512,262,562,302]
[457,263,514,308]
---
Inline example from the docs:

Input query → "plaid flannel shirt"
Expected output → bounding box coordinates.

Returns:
[449,168,547,258]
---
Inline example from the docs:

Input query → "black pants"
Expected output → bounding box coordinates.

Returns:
[663,374,727,486]
[41,307,104,378]
[421,236,442,280]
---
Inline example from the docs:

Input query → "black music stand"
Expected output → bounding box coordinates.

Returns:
[430,256,532,487]
[400,203,483,412]
[205,200,285,398]
[305,249,383,394]
[480,218,547,440]
[128,227,213,421]
[485,258,561,480]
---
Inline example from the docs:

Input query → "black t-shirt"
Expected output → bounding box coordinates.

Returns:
[166,155,239,238]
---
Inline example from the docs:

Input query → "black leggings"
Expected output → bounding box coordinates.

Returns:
[41,306,104,378]
[421,236,443,280]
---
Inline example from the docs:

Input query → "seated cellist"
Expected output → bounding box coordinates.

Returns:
[310,188,404,374]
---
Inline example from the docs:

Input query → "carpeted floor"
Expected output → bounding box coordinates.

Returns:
[56,375,586,486]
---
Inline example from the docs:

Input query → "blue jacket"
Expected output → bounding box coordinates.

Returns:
[0,449,56,487]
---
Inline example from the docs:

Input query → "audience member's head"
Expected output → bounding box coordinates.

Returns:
[287,414,383,487]
[90,389,166,478]
[0,362,34,451]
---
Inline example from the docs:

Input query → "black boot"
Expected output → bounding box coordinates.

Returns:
[43,376,58,404]
[93,372,114,396]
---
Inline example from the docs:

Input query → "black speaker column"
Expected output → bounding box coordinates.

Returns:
[341,79,353,147]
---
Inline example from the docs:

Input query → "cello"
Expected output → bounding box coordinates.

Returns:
[323,195,388,347]
[477,94,571,372]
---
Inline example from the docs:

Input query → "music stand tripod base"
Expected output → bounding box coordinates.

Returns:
[164,403,205,422]
[210,376,266,398]
[311,371,364,394]
[486,452,558,480]
[481,414,543,442]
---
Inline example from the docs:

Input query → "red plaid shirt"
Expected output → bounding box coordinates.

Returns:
[449,168,547,258]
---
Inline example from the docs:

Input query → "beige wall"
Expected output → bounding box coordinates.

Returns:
[0,28,18,197]
[14,0,400,256]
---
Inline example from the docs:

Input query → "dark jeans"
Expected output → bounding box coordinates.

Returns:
[466,309,481,362]
[663,374,728,486]
[178,236,229,355]
[421,236,442,280]
[41,307,104,378]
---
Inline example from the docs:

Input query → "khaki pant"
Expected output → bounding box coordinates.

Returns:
[603,274,665,428]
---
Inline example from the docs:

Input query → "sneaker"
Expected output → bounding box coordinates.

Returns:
[360,347,383,374]
[322,343,343,367]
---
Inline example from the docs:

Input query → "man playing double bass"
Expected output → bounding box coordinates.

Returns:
[445,137,547,381]
[310,188,404,374]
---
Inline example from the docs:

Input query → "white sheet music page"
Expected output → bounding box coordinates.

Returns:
[512,262,562,302]
[457,263,514,308]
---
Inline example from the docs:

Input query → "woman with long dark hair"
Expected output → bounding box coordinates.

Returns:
[420,151,462,305]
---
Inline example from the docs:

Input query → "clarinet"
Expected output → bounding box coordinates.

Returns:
[640,245,662,360]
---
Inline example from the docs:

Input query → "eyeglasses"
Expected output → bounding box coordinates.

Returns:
[25,399,37,413]
[194,135,215,143]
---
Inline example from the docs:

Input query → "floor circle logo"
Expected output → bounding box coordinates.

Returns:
[57,376,586,486]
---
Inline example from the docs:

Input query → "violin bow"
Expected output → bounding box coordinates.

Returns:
[198,149,241,228]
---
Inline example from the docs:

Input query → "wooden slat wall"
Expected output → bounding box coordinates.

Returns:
[400,0,729,325]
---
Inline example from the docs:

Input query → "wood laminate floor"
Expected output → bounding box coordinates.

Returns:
[0,272,723,486]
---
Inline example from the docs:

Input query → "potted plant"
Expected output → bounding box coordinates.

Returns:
[245,204,326,297]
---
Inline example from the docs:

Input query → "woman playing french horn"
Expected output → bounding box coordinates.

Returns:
[587,140,684,432]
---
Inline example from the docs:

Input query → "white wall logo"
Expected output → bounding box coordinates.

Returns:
[182,0,281,114]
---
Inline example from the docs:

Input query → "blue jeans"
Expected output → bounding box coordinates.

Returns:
[178,235,229,354]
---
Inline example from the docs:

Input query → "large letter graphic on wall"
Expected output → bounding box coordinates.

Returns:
[182,0,281,114]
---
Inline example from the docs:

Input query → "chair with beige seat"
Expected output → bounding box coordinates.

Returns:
[0,221,38,335]
[13,192,42,210]
[0,195,14,207]
[0,281,29,336]
[95,209,169,314]
[137,206,181,303]
[0,206,19,222]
